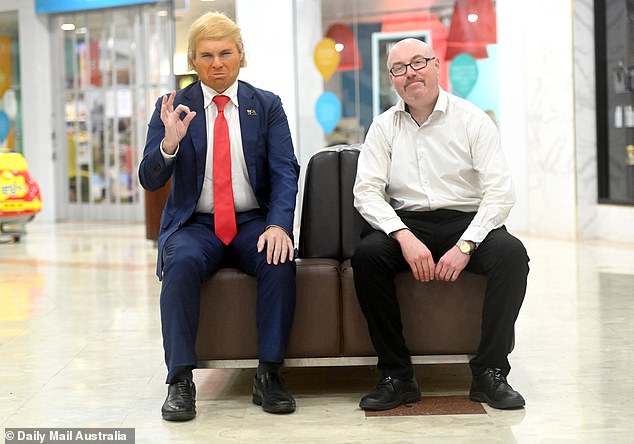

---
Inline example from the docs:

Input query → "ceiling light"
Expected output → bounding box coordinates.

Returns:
[61,23,76,31]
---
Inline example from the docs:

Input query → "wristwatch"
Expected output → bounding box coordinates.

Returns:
[456,240,476,256]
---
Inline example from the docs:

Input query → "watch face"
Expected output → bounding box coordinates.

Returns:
[459,241,472,254]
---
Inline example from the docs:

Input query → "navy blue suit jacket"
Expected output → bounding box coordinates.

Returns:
[139,80,300,278]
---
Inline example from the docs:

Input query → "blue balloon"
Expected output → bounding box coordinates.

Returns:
[315,92,342,135]
[0,110,9,142]
[449,53,479,98]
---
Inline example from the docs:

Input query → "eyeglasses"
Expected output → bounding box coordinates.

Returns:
[389,57,435,77]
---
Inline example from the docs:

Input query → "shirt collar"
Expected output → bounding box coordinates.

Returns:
[435,87,449,114]
[200,80,239,110]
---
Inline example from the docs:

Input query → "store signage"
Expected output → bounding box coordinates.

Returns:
[35,0,167,14]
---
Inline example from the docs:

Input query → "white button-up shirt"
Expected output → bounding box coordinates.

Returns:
[195,81,258,213]
[353,88,515,243]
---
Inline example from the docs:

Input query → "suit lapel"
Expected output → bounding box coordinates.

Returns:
[183,82,207,186]
[237,82,259,189]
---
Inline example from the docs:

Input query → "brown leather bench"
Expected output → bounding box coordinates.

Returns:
[195,145,487,368]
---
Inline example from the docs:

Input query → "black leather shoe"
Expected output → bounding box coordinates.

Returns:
[252,371,296,414]
[162,377,196,421]
[359,376,421,411]
[469,368,525,410]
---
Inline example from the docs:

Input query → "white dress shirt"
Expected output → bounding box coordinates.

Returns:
[353,88,515,244]
[162,80,259,214]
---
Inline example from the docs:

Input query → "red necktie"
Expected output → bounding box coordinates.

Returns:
[212,95,236,245]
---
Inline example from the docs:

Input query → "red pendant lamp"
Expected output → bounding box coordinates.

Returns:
[325,23,362,71]
[445,0,497,61]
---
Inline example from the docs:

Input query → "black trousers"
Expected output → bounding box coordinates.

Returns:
[351,209,529,380]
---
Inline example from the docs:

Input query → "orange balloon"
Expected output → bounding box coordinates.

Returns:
[313,38,340,81]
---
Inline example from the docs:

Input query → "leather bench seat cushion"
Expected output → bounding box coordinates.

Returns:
[340,260,487,356]
[195,258,342,361]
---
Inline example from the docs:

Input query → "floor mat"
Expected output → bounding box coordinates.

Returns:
[365,395,486,417]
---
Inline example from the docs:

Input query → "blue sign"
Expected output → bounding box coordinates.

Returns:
[35,0,166,14]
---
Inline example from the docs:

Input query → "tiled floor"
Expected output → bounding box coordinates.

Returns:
[1,222,633,443]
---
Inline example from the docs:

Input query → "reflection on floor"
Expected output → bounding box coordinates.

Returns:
[1,222,633,443]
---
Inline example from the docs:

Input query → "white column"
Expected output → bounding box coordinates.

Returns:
[497,0,528,233]
[498,0,577,240]
[574,0,599,240]
[236,0,299,147]
[235,0,325,235]
[293,0,326,170]
[17,1,56,222]
[235,0,325,170]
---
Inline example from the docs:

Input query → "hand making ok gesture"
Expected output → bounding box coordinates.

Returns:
[160,91,197,155]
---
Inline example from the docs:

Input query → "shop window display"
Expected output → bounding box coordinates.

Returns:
[307,0,500,147]
[596,0,634,204]
[0,11,22,154]
[0,11,41,241]
[52,4,173,219]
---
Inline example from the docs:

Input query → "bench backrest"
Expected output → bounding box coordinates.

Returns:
[298,145,368,261]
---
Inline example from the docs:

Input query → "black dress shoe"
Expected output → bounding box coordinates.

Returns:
[359,376,421,411]
[252,371,296,414]
[162,377,196,421]
[469,368,525,410]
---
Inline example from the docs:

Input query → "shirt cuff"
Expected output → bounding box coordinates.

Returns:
[461,224,490,245]
[160,139,178,163]
[382,219,408,237]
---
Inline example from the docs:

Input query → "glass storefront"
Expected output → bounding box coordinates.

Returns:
[44,0,502,222]
[50,4,173,220]
[596,0,634,204]
[303,0,500,148]
[0,10,22,154]
[172,0,500,156]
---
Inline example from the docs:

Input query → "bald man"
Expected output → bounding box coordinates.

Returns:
[352,38,529,411]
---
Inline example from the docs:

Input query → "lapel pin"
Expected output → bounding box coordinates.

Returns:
[246,109,257,116]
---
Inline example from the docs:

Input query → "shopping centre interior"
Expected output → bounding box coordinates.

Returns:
[1,0,634,442]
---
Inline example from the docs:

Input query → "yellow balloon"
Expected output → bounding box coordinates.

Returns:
[313,37,340,81]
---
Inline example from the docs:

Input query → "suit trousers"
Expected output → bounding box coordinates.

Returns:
[159,211,296,383]
[351,209,529,380]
